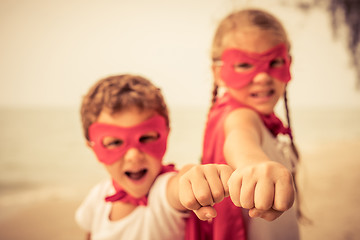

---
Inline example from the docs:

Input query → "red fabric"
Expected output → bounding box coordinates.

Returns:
[105,164,176,206]
[261,112,292,139]
[220,43,291,89]
[185,199,246,240]
[185,93,291,240]
[89,115,169,165]
[105,181,148,205]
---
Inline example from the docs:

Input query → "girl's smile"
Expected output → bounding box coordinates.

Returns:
[250,88,275,99]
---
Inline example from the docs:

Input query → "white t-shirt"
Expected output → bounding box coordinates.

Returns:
[242,124,300,240]
[75,172,188,240]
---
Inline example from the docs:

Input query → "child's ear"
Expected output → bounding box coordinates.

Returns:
[211,63,226,87]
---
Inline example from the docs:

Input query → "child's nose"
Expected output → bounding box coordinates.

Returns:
[123,147,145,163]
[252,72,272,84]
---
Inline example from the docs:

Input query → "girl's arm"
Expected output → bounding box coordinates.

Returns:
[224,108,295,221]
[166,164,233,220]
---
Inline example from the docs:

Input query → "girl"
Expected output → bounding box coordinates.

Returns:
[75,74,233,240]
[184,8,300,240]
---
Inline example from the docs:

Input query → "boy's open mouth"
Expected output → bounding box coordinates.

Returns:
[125,169,148,180]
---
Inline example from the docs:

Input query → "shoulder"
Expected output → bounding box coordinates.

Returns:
[75,179,113,231]
[149,171,186,210]
[88,179,114,198]
[76,179,113,215]
[225,108,263,135]
[78,179,113,209]
[150,172,176,195]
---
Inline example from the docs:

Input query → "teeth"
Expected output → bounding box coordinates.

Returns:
[252,90,274,97]
[258,92,267,97]
[125,169,147,180]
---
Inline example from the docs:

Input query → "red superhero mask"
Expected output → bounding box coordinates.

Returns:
[88,115,169,165]
[220,43,291,89]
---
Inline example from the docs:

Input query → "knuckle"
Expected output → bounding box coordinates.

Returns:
[203,164,216,173]
[180,198,198,210]
[259,162,279,177]
[192,165,203,174]
[242,166,256,178]
[219,164,232,172]
[212,190,225,203]
[196,193,212,205]
[279,168,293,182]
[178,175,186,185]
[241,199,254,209]
[229,197,241,207]
[275,200,293,211]
[255,202,272,211]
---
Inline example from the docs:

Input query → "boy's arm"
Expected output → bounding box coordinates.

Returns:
[224,108,295,221]
[166,164,194,212]
[166,164,233,220]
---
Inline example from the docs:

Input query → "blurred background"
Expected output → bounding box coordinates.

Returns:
[0,0,359,239]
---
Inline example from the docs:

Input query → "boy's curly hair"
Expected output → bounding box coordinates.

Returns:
[80,74,169,140]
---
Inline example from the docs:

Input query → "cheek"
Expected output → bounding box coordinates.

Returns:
[103,162,122,180]
[150,158,162,174]
[228,87,249,101]
[143,155,163,178]
[276,82,287,95]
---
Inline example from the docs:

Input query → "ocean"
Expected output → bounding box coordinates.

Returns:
[0,106,209,216]
[0,106,359,229]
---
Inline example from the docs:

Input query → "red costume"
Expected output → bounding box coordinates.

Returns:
[185,93,291,240]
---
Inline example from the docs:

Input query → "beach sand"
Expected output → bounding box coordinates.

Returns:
[0,107,359,239]
[0,200,84,240]
[297,141,360,240]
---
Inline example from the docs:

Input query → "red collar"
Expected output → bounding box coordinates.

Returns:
[219,93,292,138]
[105,164,176,206]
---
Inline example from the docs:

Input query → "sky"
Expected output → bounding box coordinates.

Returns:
[0,0,359,109]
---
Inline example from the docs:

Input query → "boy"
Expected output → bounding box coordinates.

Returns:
[75,74,232,239]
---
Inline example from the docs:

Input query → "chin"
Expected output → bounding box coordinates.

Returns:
[130,184,153,198]
[129,190,148,199]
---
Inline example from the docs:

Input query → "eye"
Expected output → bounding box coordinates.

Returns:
[102,137,124,149]
[270,58,285,68]
[233,62,253,72]
[139,131,160,143]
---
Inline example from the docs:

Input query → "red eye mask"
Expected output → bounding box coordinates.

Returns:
[88,115,169,165]
[220,43,291,89]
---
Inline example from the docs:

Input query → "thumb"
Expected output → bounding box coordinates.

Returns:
[249,208,284,221]
[193,206,217,221]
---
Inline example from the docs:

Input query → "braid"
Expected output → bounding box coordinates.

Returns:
[284,90,299,159]
[211,82,219,108]
[284,89,311,223]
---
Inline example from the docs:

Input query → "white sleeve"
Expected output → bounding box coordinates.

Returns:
[75,180,112,231]
[146,172,189,238]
